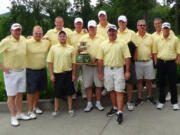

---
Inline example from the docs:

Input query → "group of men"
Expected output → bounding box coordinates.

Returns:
[0,10,180,126]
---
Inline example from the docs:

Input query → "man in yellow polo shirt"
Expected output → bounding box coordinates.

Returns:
[97,10,110,40]
[78,20,104,112]
[26,26,50,119]
[44,16,72,46]
[153,22,180,110]
[69,17,87,99]
[47,30,76,117]
[97,24,131,124]
[134,19,156,107]
[152,17,175,101]
[0,23,30,127]
[117,15,137,111]
[97,10,110,96]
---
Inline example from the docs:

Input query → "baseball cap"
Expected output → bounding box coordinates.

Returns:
[162,22,171,29]
[98,10,107,17]
[74,17,83,24]
[88,20,97,28]
[11,23,22,30]
[118,15,127,22]
[107,24,117,31]
[58,30,66,35]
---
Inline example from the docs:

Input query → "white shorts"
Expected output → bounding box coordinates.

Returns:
[104,66,125,93]
[4,69,26,96]
[135,59,155,80]
[82,65,103,88]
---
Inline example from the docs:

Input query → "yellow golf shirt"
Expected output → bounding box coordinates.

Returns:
[26,38,50,69]
[69,31,87,51]
[97,39,131,67]
[44,27,72,46]
[47,44,76,73]
[135,33,154,61]
[79,34,104,59]
[0,35,26,69]
[153,34,180,60]
[97,23,110,40]
[117,28,136,44]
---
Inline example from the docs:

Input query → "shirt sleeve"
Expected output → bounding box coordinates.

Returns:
[0,38,9,54]
[175,38,180,54]
[97,43,104,60]
[46,47,54,63]
[122,42,131,59]
[72,47,76,64]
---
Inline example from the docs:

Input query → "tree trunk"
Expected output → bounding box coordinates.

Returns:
[175,0,179,35]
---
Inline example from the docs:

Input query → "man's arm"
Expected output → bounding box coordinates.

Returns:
[72,63,77,82]
[176,54,180,64]
[0,62,10,74]
[125,58,131,80]
[48,62,55,82]
[98,59,104,81]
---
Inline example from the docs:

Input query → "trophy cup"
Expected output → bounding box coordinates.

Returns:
[76,42,91,64]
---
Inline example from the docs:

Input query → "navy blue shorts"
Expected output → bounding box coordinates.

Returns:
[124,63,137,85]
[26,68,48,94]
[54,71,75,98]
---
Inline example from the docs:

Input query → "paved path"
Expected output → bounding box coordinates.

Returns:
[0,101,180,135]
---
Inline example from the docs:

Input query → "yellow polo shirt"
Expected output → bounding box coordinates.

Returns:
[26,38,50,69]
[0,35,26,69]
[79,34,104,59]
[153,34,180,60]
[47,44,76,73]
[97,39,131,67]
[69,31,87,51]
[97,23,110,40]
[117,28,136,44]
[152,30,175,42]
[135,33,154,61]
[44,27,72,46]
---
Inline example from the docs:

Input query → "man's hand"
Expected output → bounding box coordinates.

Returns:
[91,57,97,63]
[50,74,55,82]
[125,71,131,80]
[2,67,10,74]
[98,73,103,81]
[72,74,76,82]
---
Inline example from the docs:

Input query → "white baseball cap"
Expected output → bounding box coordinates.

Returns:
[98,10,107,17]
[74,17,83,24]
[107,24,117,31]
[162,22,171,29]
[11,23,22,30]
[118,15,127,22]
[88,20,97,28]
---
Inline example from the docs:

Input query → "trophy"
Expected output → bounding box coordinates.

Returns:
[76,42,91,63]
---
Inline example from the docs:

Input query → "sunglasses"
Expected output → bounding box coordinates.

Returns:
[34,32,43,35]
[138,24,146,27]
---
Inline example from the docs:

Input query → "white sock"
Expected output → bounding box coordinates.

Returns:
[117,111,123,114]
[113,106,117,110]
[87,101,92,106]
[96,101,100,105]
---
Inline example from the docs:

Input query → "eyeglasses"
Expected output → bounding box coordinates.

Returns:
[138,24,146,27]
[34,32,43,35]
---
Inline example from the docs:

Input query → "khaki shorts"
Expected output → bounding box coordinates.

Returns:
[4,69,26,96]
[104,66,125,93]
[82,65,103,88]
[135,59,155,80]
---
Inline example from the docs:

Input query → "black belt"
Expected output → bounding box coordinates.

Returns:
[137,60,151,62]
[158,59,175,63]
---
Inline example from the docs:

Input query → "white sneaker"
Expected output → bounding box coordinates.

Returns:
[102,89,108,96]
[68,110,75,117]
[82,93,87,99]
[84,103,93,112]
[172,104,179,110]
[52,111,59,117]
[95,103,104,111]
[72,94,76,99]
[157,103,164,109]
[127,102,134,111]
[33,107,43,114]
[11,117,19,127]
[166,92,171,101]
[28,111,37,119]
[16,113,31,120]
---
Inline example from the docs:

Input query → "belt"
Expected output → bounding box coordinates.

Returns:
[136,59,151,62]
[158,59,175,63]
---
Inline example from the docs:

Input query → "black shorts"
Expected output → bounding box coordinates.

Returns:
[26,68,48,94]
[54,71,75,98]
[124,63,137,85]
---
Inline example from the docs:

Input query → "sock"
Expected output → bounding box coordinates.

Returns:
[117,111,123,114]
[87,101,92,106]
[113,106,117,110]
